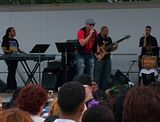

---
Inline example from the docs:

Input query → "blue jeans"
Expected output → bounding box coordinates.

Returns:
[75,52,94,79]
[94,56,111,90]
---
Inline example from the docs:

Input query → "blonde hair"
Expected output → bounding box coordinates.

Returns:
[100,26,108,36]
[49,99,59,116]
[0,108,33,122]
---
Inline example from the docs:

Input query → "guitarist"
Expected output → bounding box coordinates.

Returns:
[93,26,118,90]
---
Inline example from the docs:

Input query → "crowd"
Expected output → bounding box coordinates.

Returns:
[0,74,159,122]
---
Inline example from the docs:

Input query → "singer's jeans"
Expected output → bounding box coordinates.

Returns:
[94,56,111,90]
[75,52,94,79]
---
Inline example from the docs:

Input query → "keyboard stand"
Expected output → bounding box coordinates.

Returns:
[20,60,40,84]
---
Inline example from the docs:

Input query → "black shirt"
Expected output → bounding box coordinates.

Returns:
[1,37,19,55]
[139,35,159,56]
[94,33,113,58]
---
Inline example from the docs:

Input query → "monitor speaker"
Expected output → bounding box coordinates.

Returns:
[112,70,129,85]
[42,67,60,90]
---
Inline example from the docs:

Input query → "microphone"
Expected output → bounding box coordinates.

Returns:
[130,60,137,62]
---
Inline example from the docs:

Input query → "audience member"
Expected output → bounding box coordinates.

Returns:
[3,88,21,109]
[16,84,48,122]
[54,81,85,122]
[123,86,160,122]
[92,81,107,101]
[113,95,125,122]
[0,96,2,111]
[42,90,55,118]
[0,108,33,122]
[74,74,107,108]
[73,74,92,87]
[49,99,59,116]
[82,104,114,122]
[44,115,58,122]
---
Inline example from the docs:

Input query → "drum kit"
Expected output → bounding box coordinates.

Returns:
[141,55,158,69]
[138,55,160,85]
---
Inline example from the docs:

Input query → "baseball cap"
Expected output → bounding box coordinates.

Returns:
[85,18,95,25]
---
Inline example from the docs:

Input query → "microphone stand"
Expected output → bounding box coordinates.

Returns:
[126,60,136,78]
[38,50,41,84]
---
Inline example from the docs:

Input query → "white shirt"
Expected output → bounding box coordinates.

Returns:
[139,69,158,77]
[31,115,45,122]
[54,119,76,122]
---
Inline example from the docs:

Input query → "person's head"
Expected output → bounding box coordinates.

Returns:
[91,82,99,92]
[85,18,95,30]
[123,86,160,122]
[58,81,85,119]
[82,105,114,122]
[73,74,92,87]
[3,27,16,39]
[16,84,47,115]
[0,108,33,122]
[145,25,152,36]
[100,26,109,37]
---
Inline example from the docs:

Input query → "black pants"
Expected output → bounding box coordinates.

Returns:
[5,60,18,90]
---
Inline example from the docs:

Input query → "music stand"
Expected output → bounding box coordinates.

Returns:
[29,44,50,84]
[66,39,79,50]
[30,44,50,53]
[55,42,75,83]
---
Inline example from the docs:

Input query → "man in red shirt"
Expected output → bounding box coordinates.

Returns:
[76,18,97,79]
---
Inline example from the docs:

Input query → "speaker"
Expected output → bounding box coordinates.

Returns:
[0,79,6,92]
[42,67,60,90]
[112,70,129,86]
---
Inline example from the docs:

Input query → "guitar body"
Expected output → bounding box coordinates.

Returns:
[95,43,110,61]
[95,35,131,61]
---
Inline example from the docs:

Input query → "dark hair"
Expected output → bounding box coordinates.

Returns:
[82,105,114,122]
[73,74,92,86]
[16,84,47,115]
[123,86,160,122]
[58,81,85,114]
[3,27,14,40]
[113,95,125,122]
[44,115,58,122]
[146,25,152,30]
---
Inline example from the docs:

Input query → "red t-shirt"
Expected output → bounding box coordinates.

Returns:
[77,28,97,53]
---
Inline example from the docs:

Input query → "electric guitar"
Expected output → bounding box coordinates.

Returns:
[95,35,131,61]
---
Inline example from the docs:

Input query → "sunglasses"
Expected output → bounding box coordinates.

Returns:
[88,24,95,26]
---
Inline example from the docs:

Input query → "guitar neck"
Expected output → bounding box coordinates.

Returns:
[109,37,127,47]
[115,37,128,43]
[107,36,130,51]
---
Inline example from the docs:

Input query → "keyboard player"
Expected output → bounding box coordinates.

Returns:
[1,27,24,92]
